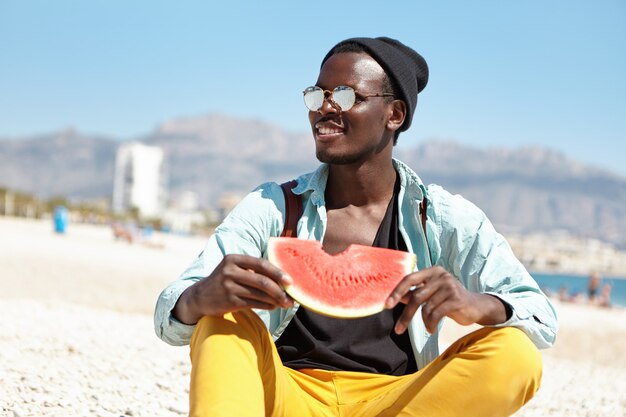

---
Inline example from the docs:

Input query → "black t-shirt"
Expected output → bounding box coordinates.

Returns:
[275,177,418,376]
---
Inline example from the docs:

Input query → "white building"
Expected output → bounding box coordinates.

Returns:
[112,142,166,218]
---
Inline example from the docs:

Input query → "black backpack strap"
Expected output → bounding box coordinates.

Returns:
[419,198,432,262]
[280,180,302,237]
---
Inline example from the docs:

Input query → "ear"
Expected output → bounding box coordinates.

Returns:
[386,100,406,133]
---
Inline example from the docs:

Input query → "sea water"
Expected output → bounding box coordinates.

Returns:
[532,273,626,308]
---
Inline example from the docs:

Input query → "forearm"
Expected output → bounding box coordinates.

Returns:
[173,284,204,325]
[475,293,510,325]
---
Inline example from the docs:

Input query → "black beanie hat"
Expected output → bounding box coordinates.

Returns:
[321,37,429,132]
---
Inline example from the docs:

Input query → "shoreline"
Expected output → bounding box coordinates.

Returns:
[528,269,626,280]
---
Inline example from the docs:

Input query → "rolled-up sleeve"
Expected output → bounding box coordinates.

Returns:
[431,186,558,349]
[154,278,198,345]
[153,182,285,346]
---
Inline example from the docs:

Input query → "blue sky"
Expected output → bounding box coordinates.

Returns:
[1,1,625,175]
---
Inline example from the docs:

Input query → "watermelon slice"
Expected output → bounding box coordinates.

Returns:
[267,237,416,318]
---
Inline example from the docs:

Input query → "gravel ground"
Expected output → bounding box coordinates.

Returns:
[1,300,189,417]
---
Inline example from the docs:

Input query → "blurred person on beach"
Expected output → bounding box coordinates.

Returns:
[598,282,612,308]
[587,272,601,303]
[155,37,558,417]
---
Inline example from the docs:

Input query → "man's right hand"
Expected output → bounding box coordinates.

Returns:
[172,254,294,325]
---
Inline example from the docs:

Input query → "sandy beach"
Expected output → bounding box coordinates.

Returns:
[1,216,625,417]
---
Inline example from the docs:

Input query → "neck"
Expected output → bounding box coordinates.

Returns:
[325,157,396,209]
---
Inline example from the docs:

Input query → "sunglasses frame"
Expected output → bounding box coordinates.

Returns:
[303,85,394,112]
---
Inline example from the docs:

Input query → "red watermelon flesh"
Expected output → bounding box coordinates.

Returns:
[267,237,416,318]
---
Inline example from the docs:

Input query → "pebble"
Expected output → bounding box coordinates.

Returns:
[1,300,190,417]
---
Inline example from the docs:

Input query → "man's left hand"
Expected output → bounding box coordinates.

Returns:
[385,266,508,334]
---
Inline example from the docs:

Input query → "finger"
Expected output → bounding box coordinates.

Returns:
[394,293,423,335]
[227,254,292,286]
[399,266,454,306]
[385,270,432,309]
[419,277,463,333]
[233,296,279,311]
[398,280,440,306]
[234,269,292,307]
[396,283,421,305]
[418,283,451,318]
[395,273,453,334]
[234,284,294,308]
[398,272,450,306]
[422,299,455,334]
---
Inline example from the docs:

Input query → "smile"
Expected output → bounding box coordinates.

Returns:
[318,126,343,135]
[315,121,344,136]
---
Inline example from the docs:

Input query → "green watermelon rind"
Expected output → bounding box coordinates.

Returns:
[267,237,417,319]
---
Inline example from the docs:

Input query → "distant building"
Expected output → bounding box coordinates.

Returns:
[112,142,166,218]
[162,190,206,234]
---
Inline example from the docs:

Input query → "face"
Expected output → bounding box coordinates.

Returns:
[309,52,397,165]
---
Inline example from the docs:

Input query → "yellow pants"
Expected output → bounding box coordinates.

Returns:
[189,310,542,417]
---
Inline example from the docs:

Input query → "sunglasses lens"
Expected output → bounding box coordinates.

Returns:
[332,86,355,111]
[303,87,324,111]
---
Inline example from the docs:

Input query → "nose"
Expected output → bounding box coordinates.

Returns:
[317,94,342,115]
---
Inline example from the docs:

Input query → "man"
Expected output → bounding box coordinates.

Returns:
[154,37,558,417]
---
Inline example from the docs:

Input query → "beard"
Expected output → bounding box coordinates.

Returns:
[315,149,368,165]
[315,139,391,165]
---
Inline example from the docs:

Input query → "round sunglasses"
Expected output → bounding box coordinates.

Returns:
[303,86,394,112]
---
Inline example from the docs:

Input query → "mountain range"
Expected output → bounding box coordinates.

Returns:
[1,113,625,248]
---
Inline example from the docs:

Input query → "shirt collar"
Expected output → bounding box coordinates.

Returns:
[393,158,426,201]
[292,164,329,196]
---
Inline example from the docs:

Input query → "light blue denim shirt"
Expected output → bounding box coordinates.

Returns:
[154,159,558,369]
